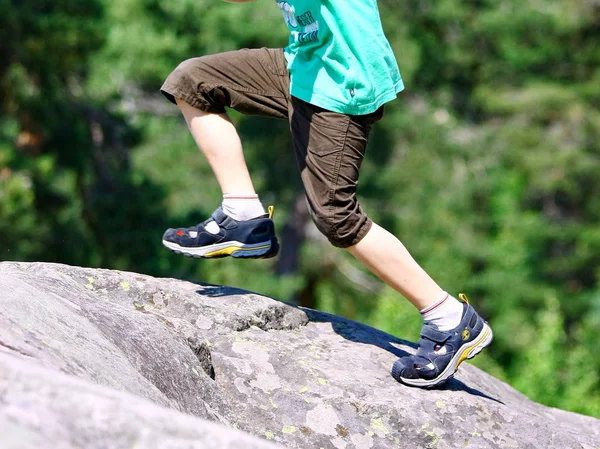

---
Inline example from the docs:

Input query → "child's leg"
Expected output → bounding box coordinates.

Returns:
[175,100,256,195]
[289,97,492,387]
[161,49,290,196]
[348,226,464,331]
[159,48,290,258]
[289,97,442,309]
[347,223,444,310]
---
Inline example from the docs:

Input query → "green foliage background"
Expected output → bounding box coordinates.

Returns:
[1,0,599,418]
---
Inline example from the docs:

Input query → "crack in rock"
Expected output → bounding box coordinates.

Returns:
[187,336,215,380]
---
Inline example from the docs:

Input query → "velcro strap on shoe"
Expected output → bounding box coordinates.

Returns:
[420,325,451,344]
[211,208,228,223]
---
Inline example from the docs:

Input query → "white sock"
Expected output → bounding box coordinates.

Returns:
[221,194,266,221]
[420,292,464,331]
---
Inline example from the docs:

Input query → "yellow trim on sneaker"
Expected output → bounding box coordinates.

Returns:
[268,205,275,219]
[204,244,271,258]
[458,293,470,304]
[457,325,491,366]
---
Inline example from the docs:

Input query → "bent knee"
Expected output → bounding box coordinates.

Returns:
[160,57,224,112]
[161,58,201,102]
[309,203,372,248]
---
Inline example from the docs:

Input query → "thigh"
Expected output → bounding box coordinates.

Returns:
[161,48,291,119]
[290,97,383,209]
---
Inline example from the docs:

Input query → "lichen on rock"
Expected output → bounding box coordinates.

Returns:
[1,262,599,449]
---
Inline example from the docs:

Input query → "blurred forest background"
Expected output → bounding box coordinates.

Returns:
[1,0,599,418]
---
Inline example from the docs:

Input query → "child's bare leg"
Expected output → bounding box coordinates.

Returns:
[161,49,287,258]
[349,222,493,388]
[347,223,444,310]
[176,98,255,195]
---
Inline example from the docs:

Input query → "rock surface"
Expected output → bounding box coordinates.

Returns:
[1,262,599,449]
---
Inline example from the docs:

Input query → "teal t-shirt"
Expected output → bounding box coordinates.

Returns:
[276,0,404,115]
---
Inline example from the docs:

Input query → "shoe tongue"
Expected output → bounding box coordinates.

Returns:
[423,321,440,330]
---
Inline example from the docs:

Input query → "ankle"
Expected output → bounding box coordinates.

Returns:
[221,194,266,221]
[420,292,464,331]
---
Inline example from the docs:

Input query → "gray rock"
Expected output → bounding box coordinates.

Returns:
[1,262,599,449]
[0,350,284,449]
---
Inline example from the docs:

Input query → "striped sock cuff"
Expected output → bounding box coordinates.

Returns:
[223,194,259,200]
[420,292,449,315]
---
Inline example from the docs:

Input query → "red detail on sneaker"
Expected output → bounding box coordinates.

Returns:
[176,230,185,236]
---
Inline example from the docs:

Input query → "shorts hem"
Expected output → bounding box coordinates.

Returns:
[160,84,225,114]
[331,217,373,249]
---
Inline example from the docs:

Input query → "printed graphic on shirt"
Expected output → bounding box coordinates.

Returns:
[277,1,319,43]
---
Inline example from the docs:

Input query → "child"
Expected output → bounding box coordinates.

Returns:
[160,0,492,388]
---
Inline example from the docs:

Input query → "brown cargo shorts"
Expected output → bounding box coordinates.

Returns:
[161,48,383,248]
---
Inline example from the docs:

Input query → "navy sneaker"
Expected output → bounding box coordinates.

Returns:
[391,294,493,388]
[162,206,279,259]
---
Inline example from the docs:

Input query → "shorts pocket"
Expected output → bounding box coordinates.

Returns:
[262,48,289,77]
[292,98,351,157]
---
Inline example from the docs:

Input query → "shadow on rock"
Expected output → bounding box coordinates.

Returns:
[303,307,504,404]
[193,281,504,405]
[302,307,413,359]
[444,378,505,404]
[195,284,252,297]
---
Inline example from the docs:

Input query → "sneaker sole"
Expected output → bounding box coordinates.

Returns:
[162,238,279,259]
[394,322,493,388]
